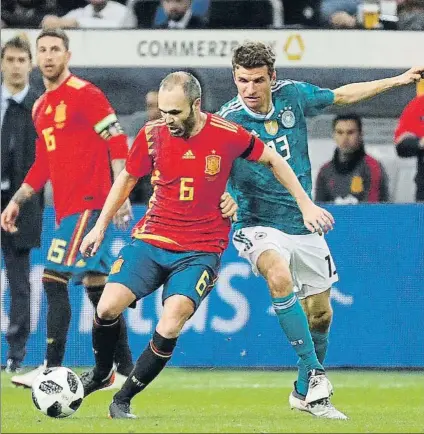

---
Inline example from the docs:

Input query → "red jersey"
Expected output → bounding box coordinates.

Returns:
[127,113,265,253]
[394,95,424,142]
[24,74,128,222]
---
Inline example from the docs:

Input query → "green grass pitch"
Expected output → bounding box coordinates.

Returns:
[1,369,423,433]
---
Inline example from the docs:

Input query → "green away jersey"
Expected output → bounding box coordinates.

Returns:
[218,80,334,235]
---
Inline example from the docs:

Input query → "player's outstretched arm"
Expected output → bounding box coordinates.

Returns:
[333,67,424,105]
[0,183,35,233]
[80,169,138,257]
[257,146,334,234]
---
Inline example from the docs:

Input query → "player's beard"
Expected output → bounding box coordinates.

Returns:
[168,10,185,21]
[42,62,66,83]
[181,106,196,139]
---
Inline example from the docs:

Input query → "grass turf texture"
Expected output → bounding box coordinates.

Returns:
[2,369,423,433]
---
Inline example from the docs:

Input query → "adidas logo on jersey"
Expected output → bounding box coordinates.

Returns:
[182,150,195,159]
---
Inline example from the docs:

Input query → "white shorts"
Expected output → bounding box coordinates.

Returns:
[233,226,339,299]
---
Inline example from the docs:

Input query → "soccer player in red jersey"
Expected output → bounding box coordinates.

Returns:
[1,29,133,388]
[78,71,334,419]
[394,94,424,201]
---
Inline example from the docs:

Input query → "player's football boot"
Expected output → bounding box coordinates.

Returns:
[108,399,137,419]
[102,372,128,391]
[80,367,115,397]
[305,369,333,404]
[11,363,46,388]
[5,359,22,374]
[289,383,348,420]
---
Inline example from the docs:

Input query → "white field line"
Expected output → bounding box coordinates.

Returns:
[2,380,420,390]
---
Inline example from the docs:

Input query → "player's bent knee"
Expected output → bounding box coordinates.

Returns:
[96,301,121,321]
[308,307,333,332]
[266,267,293,297]
[96,283,135,321]
[157,295,195,338]
[257,251,293,297]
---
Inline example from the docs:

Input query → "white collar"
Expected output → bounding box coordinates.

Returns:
[168,8,192,29]
[1,84,30,106]
[237,94,275,120]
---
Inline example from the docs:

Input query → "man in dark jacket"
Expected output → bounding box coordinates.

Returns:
[155,0,207,29]
[315,114,389,204]
[1,35,43,372]
[1,0,60,28]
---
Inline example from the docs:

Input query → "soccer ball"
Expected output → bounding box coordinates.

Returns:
[31,367,84,418]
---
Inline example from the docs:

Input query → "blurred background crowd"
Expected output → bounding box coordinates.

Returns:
[1,0,424,31]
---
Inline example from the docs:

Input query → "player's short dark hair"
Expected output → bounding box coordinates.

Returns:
[333,114,363,133]
[159,71,202,105]
[232,42,276,77]
[1,34,32,62]
[36,28,69,51]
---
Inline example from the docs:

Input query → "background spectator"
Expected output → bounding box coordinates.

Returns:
[394,94,424,201]
[152,0,209,27]
[315,114,389,204]
[320,0,361,28]
[42,0,136,29]
[125,90,160,204]
[125,90,160,138]
[1,35,43,372]
[155,0,207,29]
[56,0,86,14]
[1,0,60,28]
[397,0,424,30]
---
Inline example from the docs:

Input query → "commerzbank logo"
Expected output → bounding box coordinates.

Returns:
[283,34,305,61]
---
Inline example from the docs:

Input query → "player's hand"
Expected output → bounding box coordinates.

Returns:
[1,201,20,233]
[301,202,335,235]
[80,226,105,257]
[113,198,133,230]
[396,67,424,86]
[220,192,238,222]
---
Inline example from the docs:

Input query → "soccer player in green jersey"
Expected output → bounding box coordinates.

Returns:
[218,41,424,419]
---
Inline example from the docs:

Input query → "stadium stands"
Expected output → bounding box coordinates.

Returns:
[208,0,275,28]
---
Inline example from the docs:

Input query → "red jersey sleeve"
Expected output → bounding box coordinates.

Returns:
[235,126,265,161]
[81,83,128,159]
[23,137,49,192]
[394,96,423,142]
[126,127,153,178]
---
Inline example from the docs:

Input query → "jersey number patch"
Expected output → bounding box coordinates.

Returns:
[42,127,56,152]
[180,177,194,201]
[47,239,67,263]
[266,135,291,161]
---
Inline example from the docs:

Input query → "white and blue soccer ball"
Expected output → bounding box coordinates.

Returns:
[31,367,84,418]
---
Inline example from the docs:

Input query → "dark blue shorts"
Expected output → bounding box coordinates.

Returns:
[107,239,221,310]
[45,210,113,284]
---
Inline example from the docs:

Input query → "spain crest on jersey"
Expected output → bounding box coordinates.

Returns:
[54,101,67,124]
[205,154,221,176]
